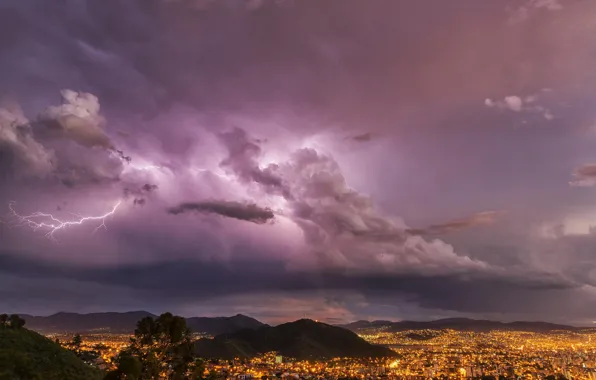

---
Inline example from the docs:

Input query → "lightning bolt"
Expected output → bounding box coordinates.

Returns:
[8,201,121,241]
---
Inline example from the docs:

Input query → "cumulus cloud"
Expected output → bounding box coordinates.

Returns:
[217,127,488,274]
[485,92,554,120]
[0,103,55,178]
[37,90,114,150]
[408,211,504,236]
[168,200,275,224]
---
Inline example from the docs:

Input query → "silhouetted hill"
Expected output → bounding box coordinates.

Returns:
[0,327,102,380]
[186,313,267,335]
[195,319,397,360]
[340,318,580,333]
[22,311,266,334]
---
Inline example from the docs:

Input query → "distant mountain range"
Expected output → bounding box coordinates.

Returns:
[195,319,397,360]
[20,312,588,336]
[339,318,583,333]
[21,312,266,334]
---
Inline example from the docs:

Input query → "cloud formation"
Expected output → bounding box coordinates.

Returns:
[168,200,275,224]
[37,90,114,150]
[0,103,55,178]
[408,211,504,236]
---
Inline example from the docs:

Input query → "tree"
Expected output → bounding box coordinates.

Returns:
[8,314,25,329]
[72,334,83,351]
[0,314,7,328]
[104,351,142,380]
[120,312,195,379]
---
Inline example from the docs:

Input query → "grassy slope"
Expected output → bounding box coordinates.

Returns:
[0,327,102,380]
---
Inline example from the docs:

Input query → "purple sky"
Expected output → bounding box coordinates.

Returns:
[2,0,596,325]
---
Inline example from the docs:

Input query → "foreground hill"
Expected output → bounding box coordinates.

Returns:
[195,319,397,360]
[22,311,266,334]
[0,327,102,380]
[340,318,580,333]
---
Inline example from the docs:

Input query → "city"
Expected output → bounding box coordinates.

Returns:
[48,327,596,379]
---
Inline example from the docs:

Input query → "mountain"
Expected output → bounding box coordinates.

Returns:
[0,327,102,380]
[195,319,397,360]
[340,318,580,333]
[22,311,266,334]
[22,311,155,334]
[186,313,267,335]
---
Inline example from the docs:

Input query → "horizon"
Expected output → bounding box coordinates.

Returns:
[13,310,594,328]
[3,0,596,326]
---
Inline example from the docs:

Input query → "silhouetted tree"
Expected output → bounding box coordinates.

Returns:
[72,333,83,350]
[8,314,25,329]
[118,312,194,379]
[0,314,7,328]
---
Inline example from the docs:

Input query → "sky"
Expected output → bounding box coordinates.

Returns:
[2,0,596,325]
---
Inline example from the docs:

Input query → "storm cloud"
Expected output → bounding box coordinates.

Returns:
[2,0,596,324]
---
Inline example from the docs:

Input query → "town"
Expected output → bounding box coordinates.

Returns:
[49,329,596,379]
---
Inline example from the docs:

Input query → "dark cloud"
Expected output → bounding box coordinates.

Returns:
[0,249,587,323]
[123,183,159,203]
[218,127,290,197]
[349,132,373,143]
[168,200,275,224]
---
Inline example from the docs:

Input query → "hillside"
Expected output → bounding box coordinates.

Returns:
[0,327,102,380]
[340,318,579,333]
[195,319,397,360]
[22,311,265,334]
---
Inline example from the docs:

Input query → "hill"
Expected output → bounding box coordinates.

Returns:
[22,311,266,334]
[0,327,102,380]
[195,319,397,360]
[340,318,580,333]
[186,313,267,335]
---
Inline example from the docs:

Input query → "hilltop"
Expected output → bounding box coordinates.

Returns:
[195,319,397,360]
[0,327,102,380]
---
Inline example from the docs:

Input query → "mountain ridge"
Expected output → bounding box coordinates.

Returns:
[20,311,266,334]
